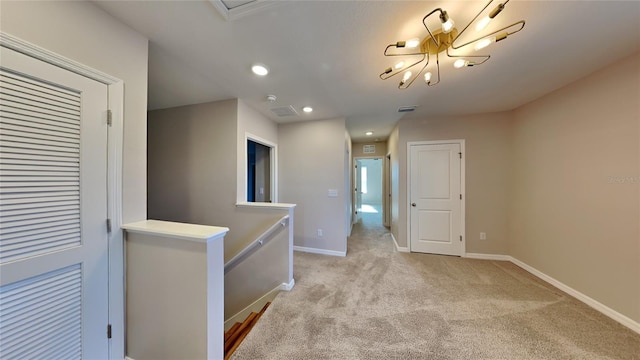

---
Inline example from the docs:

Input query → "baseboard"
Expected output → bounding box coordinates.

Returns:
[224,284,282,331]
[293,245,346,257]
[464,252,510,261]
[391,233,409,253]
[125,357,135,360]
[279,278,295,291]
[507,256,640,335]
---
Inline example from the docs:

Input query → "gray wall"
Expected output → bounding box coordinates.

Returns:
[279,118,349,255]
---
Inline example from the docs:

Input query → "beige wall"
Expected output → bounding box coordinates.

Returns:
[510,52,640,323]
[147,99,289,259]
[352,141,388,157]
[392,113,512,255]
[237,99,279,202]
[1,0,149,223]
[388,125,401,242]
[279,118,349,254]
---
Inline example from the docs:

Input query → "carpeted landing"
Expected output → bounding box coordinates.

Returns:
[232,213,640,359]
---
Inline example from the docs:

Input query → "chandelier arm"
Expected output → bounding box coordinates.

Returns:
[427,52,441,87]
[422,8,446,47]
[451,20,525,50]
[380,54,427,80]
[450,0,496,45]
[399,54,432,89]
[383,44,428,57]
[446,48,490,65]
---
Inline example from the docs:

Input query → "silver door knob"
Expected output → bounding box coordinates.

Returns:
[411,203,416,207]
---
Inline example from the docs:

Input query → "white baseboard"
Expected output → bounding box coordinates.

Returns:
[294,245,346,257]
[224,284,282,331]
[125,357,135,360]
[391,233,409,253]
[464,252,510,261]
[280,278,295,291]
[508,256,640,335]
[467,253,640,335]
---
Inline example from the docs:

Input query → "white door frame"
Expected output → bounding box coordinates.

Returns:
[353,155,383,224]
[406,139,466,255]
[1,32,126,359]
[243,133,278,203]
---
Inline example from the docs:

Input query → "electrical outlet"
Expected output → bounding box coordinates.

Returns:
[317,229,323,237]
[480,232,487,240]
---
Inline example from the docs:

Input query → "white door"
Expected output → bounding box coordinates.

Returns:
[0,47,109,359]
[409,143,463,256]
[354,162,362,223]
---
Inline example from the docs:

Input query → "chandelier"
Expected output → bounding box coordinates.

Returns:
[380,0,525,89]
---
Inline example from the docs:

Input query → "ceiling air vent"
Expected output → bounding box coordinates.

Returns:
[398,106,417,113]
[270,105,299,117]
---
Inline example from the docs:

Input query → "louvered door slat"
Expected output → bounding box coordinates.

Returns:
[0,86,80,112]
[0,265,82,359]
[0,78,80,107]
[2,226,79,246]
[0,67,81,265]
[1,116,80,136]
[0,110,80,131]
[0,72,79,100]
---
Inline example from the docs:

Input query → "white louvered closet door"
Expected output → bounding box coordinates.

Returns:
[0,47,109,359]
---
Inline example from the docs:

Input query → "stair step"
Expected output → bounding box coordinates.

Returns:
[223,302,271,359]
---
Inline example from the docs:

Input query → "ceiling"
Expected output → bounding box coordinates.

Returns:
[93,0,640,142]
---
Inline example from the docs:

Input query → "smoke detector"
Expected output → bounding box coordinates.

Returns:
[266,94,277,103]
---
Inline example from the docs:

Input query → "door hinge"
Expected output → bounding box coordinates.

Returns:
[107,324,112,339]
[106,219,112,234]
[460,235,463,242]
[460,194,462,200]
[459,152,462,159]
[106,110,113,126]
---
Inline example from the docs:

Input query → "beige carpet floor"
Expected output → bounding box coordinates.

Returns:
[232,212,640,359]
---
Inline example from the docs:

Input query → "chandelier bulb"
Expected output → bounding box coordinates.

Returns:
[474,36,495,51]
[424,72,432,83]
[476,16,491,32]
[453,59,468,69]
[402,71,413,82]
[394,61,405,70]
[406,38,421,48]
[439,11,455,33]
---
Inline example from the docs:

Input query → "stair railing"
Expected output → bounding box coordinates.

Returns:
[224,214,289,274]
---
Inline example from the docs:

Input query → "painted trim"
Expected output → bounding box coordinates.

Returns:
[464,253,510,261]
[243,132,278,203]
[235,202,296,210]
[508,256,640,335]
[280,278,295,291]
[224,283,284,331]
[293,246,347,257]
[1,31,126,359]
[406,139,466,255]
[391,233,409,253]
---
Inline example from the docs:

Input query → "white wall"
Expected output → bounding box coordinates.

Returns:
[0,0,148,223]
[279,118,349,255]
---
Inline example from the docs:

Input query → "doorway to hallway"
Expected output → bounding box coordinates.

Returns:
[355,158,383,226]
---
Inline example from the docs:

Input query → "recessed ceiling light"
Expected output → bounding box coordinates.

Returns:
[302,106,313,113]
[365,131,373,136]
[251,64,269,76]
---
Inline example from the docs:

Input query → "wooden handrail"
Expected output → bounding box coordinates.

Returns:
[224,215,289,274]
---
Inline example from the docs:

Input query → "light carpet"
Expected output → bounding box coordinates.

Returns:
[232,213,640,359]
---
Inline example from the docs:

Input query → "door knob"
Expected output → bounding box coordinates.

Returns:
[411,203,416,207]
